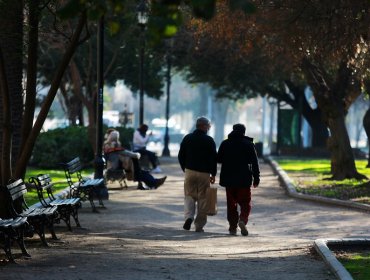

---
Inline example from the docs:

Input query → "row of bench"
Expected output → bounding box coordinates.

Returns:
[0,157,106,263]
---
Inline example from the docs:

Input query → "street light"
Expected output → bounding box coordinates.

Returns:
[94,15,105,179]
[162,39,173,157]
[137,0,149,125]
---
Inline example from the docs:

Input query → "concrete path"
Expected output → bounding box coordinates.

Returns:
[1,158,370,280]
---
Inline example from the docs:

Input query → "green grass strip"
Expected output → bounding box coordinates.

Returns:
[339,253,370,280]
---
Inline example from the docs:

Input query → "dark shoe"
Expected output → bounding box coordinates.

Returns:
[195,228,204,233]
[137,182,150,190]
[229,227,237,236]
[155,176,167,188]
[238,221,248,236]
[183,218,193,230]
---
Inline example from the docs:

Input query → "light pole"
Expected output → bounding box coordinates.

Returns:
[94,15,105,179]
[137,0,148,125]
[162,39,173,157]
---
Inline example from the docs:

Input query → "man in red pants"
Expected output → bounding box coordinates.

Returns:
[217,124,260,236]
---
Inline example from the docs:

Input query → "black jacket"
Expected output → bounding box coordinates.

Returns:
[217,131,260,188]
[178,129,217,176]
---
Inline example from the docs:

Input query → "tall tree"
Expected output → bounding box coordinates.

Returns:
[0,0,24,183]
[269,0,369,179]
[176,1,370,179]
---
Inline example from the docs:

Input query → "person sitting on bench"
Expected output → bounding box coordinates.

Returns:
[133,124,162,173]
[104,129,166,190]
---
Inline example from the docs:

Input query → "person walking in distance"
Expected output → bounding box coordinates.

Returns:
[217,124,260,236]
[178,117,217,232]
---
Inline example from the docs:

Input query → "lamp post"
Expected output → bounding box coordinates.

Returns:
[94,15,105,179]
[137,0,148,125]
[162,39,173,157]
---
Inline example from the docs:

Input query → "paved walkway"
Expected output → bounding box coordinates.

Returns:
[1,158,370,280]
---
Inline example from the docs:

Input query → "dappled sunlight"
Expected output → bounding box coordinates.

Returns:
[5,161,367,279]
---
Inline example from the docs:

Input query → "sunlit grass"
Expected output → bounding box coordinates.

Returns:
[338,253,370,280]
[276,158,370,179]
[275,158,370,201]
[277,158,331,174]
[24,167,93,205]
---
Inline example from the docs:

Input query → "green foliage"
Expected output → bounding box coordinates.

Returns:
[31,126,94,168]
[57,0,253,40]
[31,126,135,169]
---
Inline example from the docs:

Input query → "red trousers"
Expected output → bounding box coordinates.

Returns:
[226,187,251,229]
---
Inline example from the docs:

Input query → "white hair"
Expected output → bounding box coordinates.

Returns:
[107,130,120,142]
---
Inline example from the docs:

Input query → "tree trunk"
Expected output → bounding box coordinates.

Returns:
[0,0,23,174]
[327,115,364,179]
[269,83,328,148]
[0,46,12,185]
[302,57,366,180]
[363,107,370,167]
[69,60,85,125]
[20,0,40,154]
[302,108,328,147]
[14,12,87,178]
[284,80,328,147]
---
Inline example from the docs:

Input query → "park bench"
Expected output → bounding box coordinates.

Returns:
[29,174,81,231]
[6,179,58,246]
[0,216,30,262]
[62,157,107,212]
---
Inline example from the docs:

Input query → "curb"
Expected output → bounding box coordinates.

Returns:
[265,156,370,212]
[265,156,370,279]
[314,238,370,280]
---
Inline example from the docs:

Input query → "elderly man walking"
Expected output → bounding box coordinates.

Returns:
[178,117,217,233]
[217,123,260,236]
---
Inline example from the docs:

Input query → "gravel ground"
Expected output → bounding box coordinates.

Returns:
[1,158,370,280]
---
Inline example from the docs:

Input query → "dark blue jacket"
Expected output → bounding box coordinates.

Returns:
[178,129,217,176]
[217,131,260,188]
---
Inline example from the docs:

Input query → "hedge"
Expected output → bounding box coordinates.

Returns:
[31,126,134,168]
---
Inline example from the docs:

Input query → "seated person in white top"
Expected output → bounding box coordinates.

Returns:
[133,124,162,173]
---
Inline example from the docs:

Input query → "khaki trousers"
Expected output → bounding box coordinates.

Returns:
[184,169,210,230]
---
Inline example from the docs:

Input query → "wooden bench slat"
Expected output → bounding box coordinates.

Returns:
[62,157,108,212]
[6,178,58,246]
[30,174,82,230]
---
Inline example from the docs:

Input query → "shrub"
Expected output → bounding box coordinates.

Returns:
[31,126,93,168]
[31,126,135,169]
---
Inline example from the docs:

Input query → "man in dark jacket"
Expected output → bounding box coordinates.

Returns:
[178,117,217,232]
[217,123,260,236]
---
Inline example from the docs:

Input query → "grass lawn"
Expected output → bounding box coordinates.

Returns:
[275,157,370,280]
[335,249,370,280]
[25,167,93,205]
[275,158,370,203]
